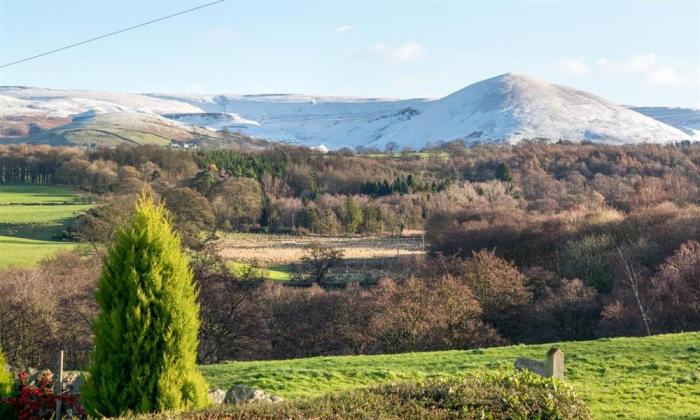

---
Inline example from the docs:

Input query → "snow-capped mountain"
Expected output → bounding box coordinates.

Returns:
[0,73,696,148]
[375,73,692,147]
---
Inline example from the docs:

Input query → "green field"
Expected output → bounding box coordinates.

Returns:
[0,184,82,204]
[200,332,700,419]
[228,261,293,281]
[0,184,92,268]
[0,235,80,268]
[0,204,93,225]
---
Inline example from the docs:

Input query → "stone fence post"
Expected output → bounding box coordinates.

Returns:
[545,347,564,379]
[55,350,64,420]
[515,347,564,379]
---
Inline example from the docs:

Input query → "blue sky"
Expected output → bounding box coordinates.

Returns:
[1,0,699,107]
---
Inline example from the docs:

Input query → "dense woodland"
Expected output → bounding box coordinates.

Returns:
[0,141,699,366]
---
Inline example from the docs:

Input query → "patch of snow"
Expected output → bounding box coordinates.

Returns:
[163,112,261,129]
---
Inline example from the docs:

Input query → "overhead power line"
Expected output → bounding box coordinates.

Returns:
[0,0,225,69]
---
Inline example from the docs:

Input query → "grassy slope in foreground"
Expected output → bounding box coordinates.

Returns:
[200,332,700,419]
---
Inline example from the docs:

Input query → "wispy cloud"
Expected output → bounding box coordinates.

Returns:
[202,26,237,43]
[557,57,589,75]
[350,41,426,63]
[335,25,353,33]
[597,53,656,73]
[594,53,699,88]
[390,41,425,62]
[645,66,682,86]
[645,65,700,88]
[372,43,387,53]
[554,53,699,91]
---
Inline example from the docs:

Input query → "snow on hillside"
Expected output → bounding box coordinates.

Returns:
[152,74,693,148]
[0,94,40,115]
[152,93,429,148]
[163,112,261,129]
[376,73,692,148]
[1,74,696,148]
[0,86,201,116]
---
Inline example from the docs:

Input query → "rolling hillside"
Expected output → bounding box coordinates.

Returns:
[201,332,700,419]
[20,112,219,146]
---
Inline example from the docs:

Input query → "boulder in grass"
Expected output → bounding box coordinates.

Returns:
[209,388,226,405]
[224,385,283,404]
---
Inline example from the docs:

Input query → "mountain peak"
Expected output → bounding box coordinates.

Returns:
[484,72,545,84]
[379,73,691,147]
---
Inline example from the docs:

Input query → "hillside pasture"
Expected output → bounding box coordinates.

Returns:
[0,235,79,268]
[0,203,93,227]
[0,184,92,268]
[201,332,700,419]
[0,184,81,204]
[19,112,221,147]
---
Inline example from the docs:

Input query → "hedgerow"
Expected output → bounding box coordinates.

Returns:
[126,371,591,419]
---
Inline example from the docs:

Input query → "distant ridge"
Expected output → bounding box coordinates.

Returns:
[631,106,700,137]
[1,74,696,149]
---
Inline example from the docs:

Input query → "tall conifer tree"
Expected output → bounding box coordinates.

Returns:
[83,196,208,417]
[344,195,362,234]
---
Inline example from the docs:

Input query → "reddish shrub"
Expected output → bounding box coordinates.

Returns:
[6,371,84,420]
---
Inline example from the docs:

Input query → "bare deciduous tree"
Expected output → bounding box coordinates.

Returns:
[617,247,652,336]
[301,243,345,284]
[193,253,270,363]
